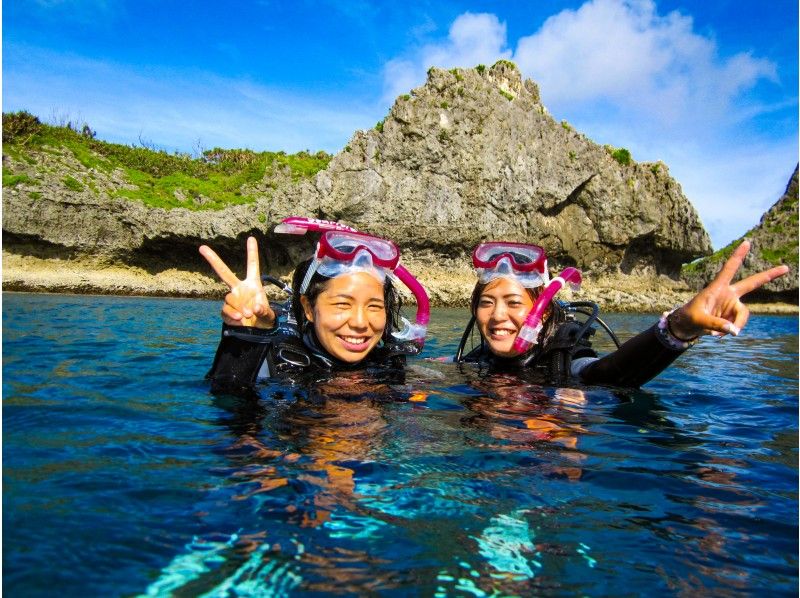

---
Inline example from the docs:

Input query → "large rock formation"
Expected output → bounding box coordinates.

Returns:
[3,61,749,308]
[315,62,711,277]
[682,165,798,302]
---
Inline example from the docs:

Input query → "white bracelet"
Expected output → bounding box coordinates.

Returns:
[656,308,699,351]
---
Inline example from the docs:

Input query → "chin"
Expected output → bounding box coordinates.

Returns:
[487,340,517,358]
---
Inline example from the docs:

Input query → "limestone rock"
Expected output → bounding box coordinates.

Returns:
[313,63,711,277]
[681,165,798,301]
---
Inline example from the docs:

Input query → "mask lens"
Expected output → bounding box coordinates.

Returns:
[474,243,543,269]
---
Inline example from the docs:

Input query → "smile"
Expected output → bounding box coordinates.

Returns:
[489,328,517,338]
[338,335,373,351]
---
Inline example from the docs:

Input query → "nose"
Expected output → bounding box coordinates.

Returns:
[490,301,508,321]
[348,305,368,329]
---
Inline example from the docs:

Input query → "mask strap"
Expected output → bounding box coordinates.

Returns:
[299,251,321,295]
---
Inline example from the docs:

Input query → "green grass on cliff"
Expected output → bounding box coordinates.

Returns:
[2,111,332,210]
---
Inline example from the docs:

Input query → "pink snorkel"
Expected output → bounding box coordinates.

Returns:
[512,267,582,354]
[274,216,430,348]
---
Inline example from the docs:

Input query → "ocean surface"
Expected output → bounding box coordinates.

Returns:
[3,292,798,596]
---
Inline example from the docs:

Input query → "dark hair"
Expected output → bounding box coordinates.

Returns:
[469,280,561,351]
[291,258,404,344]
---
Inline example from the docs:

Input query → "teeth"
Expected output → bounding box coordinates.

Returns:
[343,336,367,344]
[491,329,514,337]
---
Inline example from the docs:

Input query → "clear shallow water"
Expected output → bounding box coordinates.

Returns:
[3,293,798,596]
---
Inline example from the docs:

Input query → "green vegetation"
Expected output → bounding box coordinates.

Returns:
[761,245,799,266]
[3,166,35,187]
[610,147,632,166]
[29,191,42,200]
[2,111,332,211]
[3,111,43,143]
[681,241,739,275]
[499,90,514,101]
[449,68,464,82]
[375,119,385,133]
[568,151,576,161]
[475,64,486,74]
[492,59,518,71]
[649,163,661,175]
[440,101,449,109]
[63,176,84,191]
[560,120,573,132]
[401,94,411,101]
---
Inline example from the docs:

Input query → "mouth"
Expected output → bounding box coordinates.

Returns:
[488,327,517,340]
[338,335,373,352]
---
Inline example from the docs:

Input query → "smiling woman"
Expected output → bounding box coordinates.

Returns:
[199,219,428,392]
[456,239,790,387]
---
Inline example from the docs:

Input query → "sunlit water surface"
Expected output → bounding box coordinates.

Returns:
[3,293,798,596]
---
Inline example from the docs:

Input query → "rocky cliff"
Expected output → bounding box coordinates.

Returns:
[4,61,791,309]
[682,165,798,302]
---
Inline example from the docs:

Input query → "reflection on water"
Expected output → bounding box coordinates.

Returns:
[3,294,798,596]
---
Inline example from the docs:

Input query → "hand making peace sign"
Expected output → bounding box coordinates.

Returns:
[668,240,790,340]
[199,236,276,329]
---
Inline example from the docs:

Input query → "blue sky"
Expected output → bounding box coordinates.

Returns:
[3,0,797,249]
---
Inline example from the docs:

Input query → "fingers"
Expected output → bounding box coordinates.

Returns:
[245,236,262,282]
[224,292,248,318]
[685,309,741,337]
[199,245,240,288]
[221,302,244,325]
[714,240,750,286]
[732,264,790,297]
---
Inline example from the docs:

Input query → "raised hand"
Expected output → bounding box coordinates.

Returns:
[669,240,790,340]
[199,236,276,329]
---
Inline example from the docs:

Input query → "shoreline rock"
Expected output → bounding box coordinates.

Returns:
[4,251,796,314]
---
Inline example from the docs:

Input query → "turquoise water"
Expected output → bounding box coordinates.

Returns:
[3,292,798,596]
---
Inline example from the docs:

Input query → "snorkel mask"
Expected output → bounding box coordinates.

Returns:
[275,216,430,350]
[472,241,582,354]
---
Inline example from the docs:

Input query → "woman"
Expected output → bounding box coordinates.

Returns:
[455,239,789,387]
[200,224,428,392]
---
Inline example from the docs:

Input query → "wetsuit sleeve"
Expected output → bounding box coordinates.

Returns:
[577,323,688,388]
[206,323,275,393]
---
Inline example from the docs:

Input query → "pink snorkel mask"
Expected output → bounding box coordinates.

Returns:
[275,216,430,349]
[472,242,582,354]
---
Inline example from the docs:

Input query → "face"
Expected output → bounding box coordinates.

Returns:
[301,271,387,363]
[475,277,535,358]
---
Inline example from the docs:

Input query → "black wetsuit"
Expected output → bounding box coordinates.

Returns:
[207,314,408,394]
[458,317,687,388]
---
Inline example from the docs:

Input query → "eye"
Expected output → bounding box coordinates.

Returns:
[508,300,523,308]
[478,299,494,308]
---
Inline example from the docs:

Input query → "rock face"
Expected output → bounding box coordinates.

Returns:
[4,61,718,300]
[682,165,798,301]
[315,62,711,276]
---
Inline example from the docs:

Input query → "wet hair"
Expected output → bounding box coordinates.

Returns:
[470,279,562,351]
[291,258,404,344]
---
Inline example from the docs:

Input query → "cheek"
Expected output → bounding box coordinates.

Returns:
[370,311,387,333]
[314,309,348,331]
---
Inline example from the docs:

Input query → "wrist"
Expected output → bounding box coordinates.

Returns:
[666,310,700,342]
[657,308,699,351]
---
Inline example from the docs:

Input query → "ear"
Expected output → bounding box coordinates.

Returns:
[300,295,314,323]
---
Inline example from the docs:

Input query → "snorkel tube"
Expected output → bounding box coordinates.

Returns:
[274,216,430,349]
[512,267,582,354]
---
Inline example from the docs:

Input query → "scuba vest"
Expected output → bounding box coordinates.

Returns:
[454,301,621,384]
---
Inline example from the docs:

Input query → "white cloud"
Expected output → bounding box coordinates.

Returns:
[513,0,777,129]
[382,12,511,103]
[379,1,793,248]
